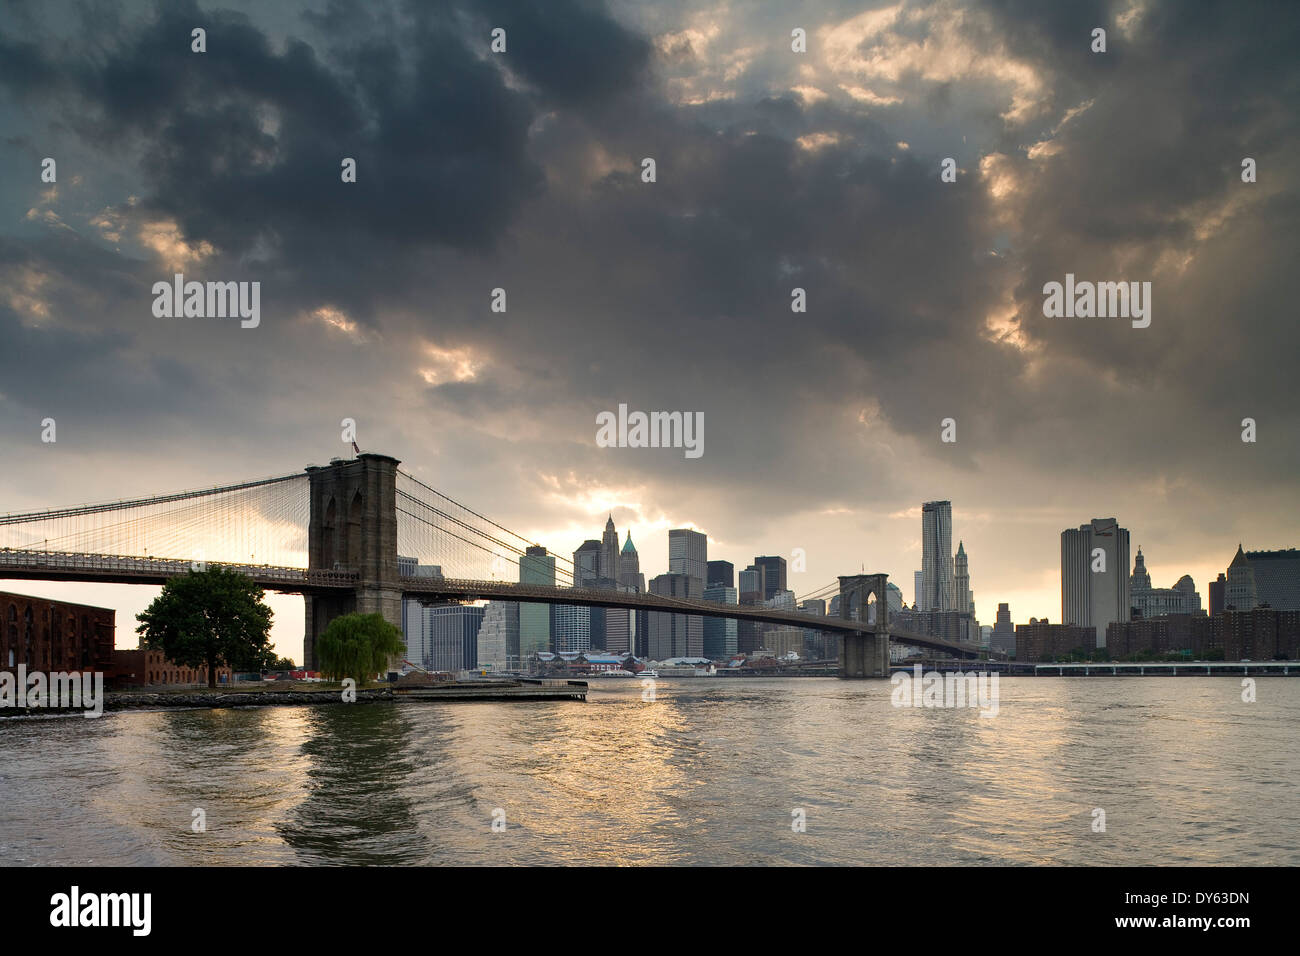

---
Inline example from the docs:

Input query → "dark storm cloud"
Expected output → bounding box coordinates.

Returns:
[0,0,1297,595]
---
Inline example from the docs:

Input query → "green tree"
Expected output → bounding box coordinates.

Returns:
[136,567,275,688]
[315,613,406,685]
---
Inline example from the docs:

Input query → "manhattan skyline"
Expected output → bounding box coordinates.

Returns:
[1,0,1297,663]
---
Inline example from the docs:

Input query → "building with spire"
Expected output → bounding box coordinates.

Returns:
[1226,545,1258,611]
[1129,547,1203,619]
[600,515,620,583]
[954,541,973,615]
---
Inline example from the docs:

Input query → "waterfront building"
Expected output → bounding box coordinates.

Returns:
[1014,620,1098,662]
[1,591,115,673]
[1061,517,1131,648]
[921,501,955,611]
[108,646,232,687]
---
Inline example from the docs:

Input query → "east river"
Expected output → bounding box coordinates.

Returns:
[2,677,1295,865]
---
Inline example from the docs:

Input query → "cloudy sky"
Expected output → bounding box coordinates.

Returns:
[2,0,1297,661]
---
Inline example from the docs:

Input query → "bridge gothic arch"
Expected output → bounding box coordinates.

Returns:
[837,574,890,678]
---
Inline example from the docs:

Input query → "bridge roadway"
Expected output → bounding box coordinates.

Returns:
[0,549,984,659]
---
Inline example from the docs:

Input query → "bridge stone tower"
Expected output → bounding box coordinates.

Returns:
[303,454,402,670]
[838,574,890,678]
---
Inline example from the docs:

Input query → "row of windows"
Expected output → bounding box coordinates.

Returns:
[3,602,99,670]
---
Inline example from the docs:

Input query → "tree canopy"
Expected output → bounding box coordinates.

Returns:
[136,566,275,688]
[315,613,406,684]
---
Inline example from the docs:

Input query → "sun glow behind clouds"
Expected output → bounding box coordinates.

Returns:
[419,343,482,385]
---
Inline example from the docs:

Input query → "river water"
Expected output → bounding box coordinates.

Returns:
[1,677,1295,866]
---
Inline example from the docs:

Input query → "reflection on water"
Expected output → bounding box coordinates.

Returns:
[1,678,1297,865]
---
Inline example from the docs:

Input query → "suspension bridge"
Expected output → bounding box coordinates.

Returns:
[0,453,984,676]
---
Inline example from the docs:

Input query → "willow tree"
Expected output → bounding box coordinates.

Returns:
[316,613,406,684]
[136,566,275,688]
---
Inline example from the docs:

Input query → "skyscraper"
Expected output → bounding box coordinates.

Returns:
[954,541,973,614]
[573,539,602,586]
[600,515,620,583]
[921,501,954,611]
[648,572,703,659]
[476,601,519,671]
[422,604,484,672]
[553,604,591,654]
[702,584,738,659]
[519,545,555,658]
[1226,545,1258,611]
[991,602,1015,656]
[669,528,708,585]
[913,570,923,608]
[618,531,647,657]
[753,555,787,601]
[1061,517,1131,648]
[707,560,734,589]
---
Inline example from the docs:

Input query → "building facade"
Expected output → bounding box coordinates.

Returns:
[519,545,555,657]
[1061,517,1131,648]
[1,592,114,673]
[921,500,955,611]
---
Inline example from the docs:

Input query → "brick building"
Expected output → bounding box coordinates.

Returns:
[1013,620,1097,662]
[1,591,115,673]
[1105,608,1300,661]
[108,647,232,687]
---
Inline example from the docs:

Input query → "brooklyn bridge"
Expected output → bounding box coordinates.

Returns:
[0,453,986,676]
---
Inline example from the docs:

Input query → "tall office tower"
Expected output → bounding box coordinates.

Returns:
[648,572,703,659]
[604,596,633,656]
[401,596,427,664]
[707,560,735,589]
[574,540,602,586]
[422,604,485,672]
[886,582,903,614]
[617,532,646,654]
[553,604,592,654]
[737,565,764,653]
[921,501,955,611]
[1130,547,1153,591]
[954,541,973,614]
[669,529,708,585]
[913,571,923,608]
[476,601,519,671]
[991,602,1015,656]
[519,546,555,658]
[1226,545,1258,610]
[1209,573,1227,616]
[1243,548,1300,610]
[1061,517,1131,648]
[702,584,739,659]
[600,515,620,582]
[754,555,787,601]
